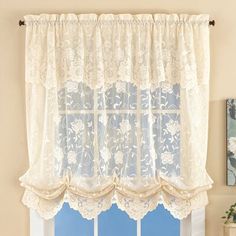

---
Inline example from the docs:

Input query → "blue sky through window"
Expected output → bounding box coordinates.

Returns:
[55,203,180,236]
[55,203,94,236]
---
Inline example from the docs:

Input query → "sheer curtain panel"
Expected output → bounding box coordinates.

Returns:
[20,13,213,220]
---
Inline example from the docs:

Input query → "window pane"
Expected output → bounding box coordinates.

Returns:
[142,204,180,236]
[55,203,94,236]
[99,204,136,236]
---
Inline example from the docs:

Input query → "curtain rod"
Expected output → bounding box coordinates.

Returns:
[19,19,215,26]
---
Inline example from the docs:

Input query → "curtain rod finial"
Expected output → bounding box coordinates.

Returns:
[19,20,25,26]
[209,20,215,26]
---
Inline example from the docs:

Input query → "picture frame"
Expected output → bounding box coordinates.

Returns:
[226,99,236,185]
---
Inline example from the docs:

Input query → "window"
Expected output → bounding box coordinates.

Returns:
[30,207,205,236]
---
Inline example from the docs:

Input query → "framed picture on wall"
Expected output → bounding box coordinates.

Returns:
[226,99,236,185]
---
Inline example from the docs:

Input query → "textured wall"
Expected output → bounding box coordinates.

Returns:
[0,0,236,235]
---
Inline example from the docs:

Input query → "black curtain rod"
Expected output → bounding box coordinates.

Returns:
[19,19,215,26]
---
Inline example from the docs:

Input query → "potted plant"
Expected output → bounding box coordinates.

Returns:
[222,203,236,236]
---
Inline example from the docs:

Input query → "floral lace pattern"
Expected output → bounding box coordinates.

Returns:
[20,14,213,220]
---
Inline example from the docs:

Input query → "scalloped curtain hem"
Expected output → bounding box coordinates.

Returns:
[21,186,211,220]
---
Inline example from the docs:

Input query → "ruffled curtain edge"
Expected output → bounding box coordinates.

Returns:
[19,174,213,220]
[21,187,211,221]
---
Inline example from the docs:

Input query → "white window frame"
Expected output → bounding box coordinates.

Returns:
[30,207,205,236]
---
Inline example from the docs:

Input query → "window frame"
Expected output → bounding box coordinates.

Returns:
[30,207,205,236]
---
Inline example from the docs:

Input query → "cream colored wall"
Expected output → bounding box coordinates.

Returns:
[0,0,236,235]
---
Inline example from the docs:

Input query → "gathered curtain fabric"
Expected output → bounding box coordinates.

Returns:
[20,13,213,220]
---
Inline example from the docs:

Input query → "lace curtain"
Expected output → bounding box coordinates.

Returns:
[20,13,213,220]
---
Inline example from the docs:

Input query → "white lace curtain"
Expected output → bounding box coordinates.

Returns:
[20,13,213,220]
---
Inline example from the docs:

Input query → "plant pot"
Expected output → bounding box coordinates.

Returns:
[224,223,236,236]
